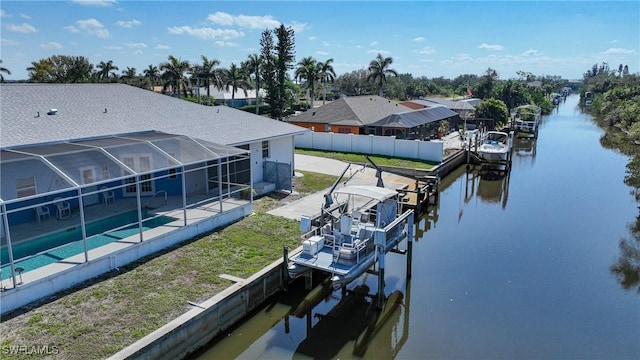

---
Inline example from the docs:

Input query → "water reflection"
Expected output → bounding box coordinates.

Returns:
[457,164,512,222]
[193,272,411,360]
[512,137,537,166]
[610,218,640,293]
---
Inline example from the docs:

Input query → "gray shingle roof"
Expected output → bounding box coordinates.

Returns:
[288,95,413,127]
[370,106,459,128]
[409,98,480,111]
[0,83,307,149]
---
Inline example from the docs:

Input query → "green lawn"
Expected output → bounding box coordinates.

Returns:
[0,171,338,360]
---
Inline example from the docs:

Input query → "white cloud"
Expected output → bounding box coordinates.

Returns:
[68,18,110,38]
[104,45,123,50]
[117,19,142,28]
[316,50,329,56]
[455,53,474,62]
[41,41,62,49]
[167,26,244,40]
[479,43,504,51]
[64,25,80,34]
[370,40,378,46]
[155,44,170,50]
[5,23,37,33]
[601,48,635,55]
[0,10,8,17]
[20,13,30,19]
[207,12,234,26]
[288,21,308,33]
[610,39,619,43]
[125,42,147,49]
[133,50,143,55]
[416,46,435,55]
[207,12,281,29]
[1,39,19,46]
[322,41,330,47]
[521,49,542,56]
[71,0,116,6]
[308,36,317,41]
[214,41,238,47]
[412,37,426,43]
[367,49,390,55]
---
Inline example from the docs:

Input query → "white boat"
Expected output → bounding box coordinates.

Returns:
[584,91,594,106]
[288,185,413,290]
[477,131,512,162]
[513,104,541,137]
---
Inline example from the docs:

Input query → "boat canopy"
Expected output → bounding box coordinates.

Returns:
[333,185,398,202]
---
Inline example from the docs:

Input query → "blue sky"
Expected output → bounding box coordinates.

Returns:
[1,1,638,81]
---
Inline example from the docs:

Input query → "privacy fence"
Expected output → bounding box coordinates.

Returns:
[295,132,444,163]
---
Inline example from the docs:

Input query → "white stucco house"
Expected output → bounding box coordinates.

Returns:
[0,83,307,313]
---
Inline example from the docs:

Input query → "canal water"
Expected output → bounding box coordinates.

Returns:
[193,94,640,359]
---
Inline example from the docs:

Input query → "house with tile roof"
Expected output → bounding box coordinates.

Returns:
[288,95,461,140]
[0,83,307,313]
[287,95,413,135]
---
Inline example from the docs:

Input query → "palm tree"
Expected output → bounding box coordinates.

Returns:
[295,56,321,108]
[160,55,191,98]
[318,58,336,105]
[243,53,262,114]
[0,60,11,82]
[196,55,223,106]
[222,63,251,107]
[367,53,398,97]
[27,59,53,82]
[143,64,160,90]
[121,67,137,79]
[96,60,119,82]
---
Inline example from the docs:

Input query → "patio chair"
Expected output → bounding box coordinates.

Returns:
[35,206,51,222]
[54,197,71,219]
[101,187,115,205]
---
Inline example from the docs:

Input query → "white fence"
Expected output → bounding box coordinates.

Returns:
[295,132,444,163]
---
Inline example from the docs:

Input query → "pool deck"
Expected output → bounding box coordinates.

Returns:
[1,195,248,292]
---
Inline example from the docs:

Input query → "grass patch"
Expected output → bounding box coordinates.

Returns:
[296,148,437,170]
[0,169,338,360]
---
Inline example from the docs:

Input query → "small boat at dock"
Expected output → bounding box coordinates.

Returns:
[512,104,542,138]
[288,184,413,290]
[477,131,512,162]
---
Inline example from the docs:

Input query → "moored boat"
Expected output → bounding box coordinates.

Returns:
[288,185,413,290]
[477,131,512,162]
[512,104,542,138]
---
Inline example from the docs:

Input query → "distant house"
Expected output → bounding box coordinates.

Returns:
[198,86,267,108]
[368,105,460,140]
[0,83,306,312]
[287,95,414,134]
[402,97,480,119]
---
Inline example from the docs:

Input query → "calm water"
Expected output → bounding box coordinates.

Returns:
[194,95,640,359]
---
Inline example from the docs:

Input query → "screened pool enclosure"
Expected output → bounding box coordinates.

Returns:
[0,131,251,288]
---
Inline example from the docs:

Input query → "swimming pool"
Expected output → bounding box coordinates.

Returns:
[1,211,176,280]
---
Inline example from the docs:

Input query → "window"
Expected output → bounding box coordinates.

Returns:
[16,176,37,198]
[79,166,95,184]
[262,140,270,158]
[102,164,110,180]
[121,154,154,195]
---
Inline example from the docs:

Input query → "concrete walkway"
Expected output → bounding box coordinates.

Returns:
[268,154,415,221]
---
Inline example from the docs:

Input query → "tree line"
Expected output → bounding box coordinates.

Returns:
[581,62,640,294]
[1,25,601,123]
